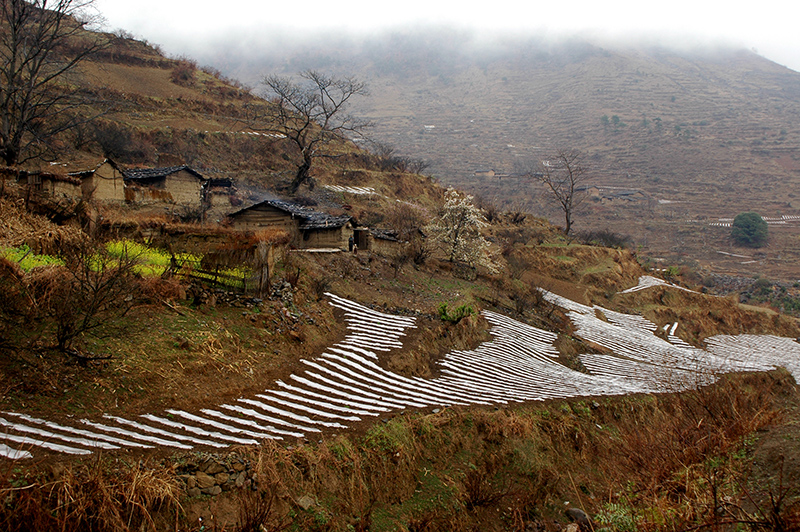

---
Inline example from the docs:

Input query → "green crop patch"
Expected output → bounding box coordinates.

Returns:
[0,244,64,270]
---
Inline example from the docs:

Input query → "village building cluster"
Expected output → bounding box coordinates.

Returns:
[11,160,404,253]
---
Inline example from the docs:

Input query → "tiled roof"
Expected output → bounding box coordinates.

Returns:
[231,199,351,230]
[298,213,351,230]
[370,228,402,242]
[262,199,316,217]
[123,165,205,181]
[67,158,123,179]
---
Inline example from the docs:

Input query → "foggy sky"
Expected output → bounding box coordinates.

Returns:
[94,0,800,74]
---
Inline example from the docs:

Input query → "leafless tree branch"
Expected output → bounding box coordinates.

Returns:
[0,0,105,165]
[249,70,371,193]
[531,148,590,235]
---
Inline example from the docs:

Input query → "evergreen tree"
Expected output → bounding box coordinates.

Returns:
[731,212,768,247]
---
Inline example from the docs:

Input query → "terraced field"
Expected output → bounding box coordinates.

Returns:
[2,280,798,461]
[225,35,800,279]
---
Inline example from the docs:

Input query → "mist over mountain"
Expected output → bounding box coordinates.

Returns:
[204,30,800,183]
[198,30,800,277]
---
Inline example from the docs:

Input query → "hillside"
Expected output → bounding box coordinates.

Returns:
[211,32,800,281]
[26,32,369,202]
[1,24,800,532]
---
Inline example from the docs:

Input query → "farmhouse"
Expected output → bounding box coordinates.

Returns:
[583,185,601,198]
[69,159,126,202]
[578,185,649,205]
[17,170,82,199]
[474,169,496,177]
[14,159,126,202]
[228,199,353,250]
[369,228,407,255]
[124,165,207,206]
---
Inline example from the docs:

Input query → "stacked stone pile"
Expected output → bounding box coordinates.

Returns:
[178,453,255,497]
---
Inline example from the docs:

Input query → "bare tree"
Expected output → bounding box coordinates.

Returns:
[254,70,370,193]
[0,241,142,358]
[0,0,104,166]
[368,140,429,174]
[533,149,589,235]
[48,242,142,354]
[405,157,430,175]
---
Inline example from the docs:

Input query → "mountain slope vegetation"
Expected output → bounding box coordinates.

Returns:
[0,22,799,532]
[212,31,800,280]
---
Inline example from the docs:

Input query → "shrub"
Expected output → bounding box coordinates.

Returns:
[507,210,527,225]
[578,229,632,249]
[438,303,474,324]
[309,276,331,301]
[92,121,156,162]
[390,249,411,278]
[0,257,35,348]
[462,464,508,510]
[0,241,147,355]
[595,502,638,532]
[175,203,209,223]
[505,252,529,280]
[731,212,768,247]
[41,243,144,353]
[509,279,537,316]
[368,141,430,174]
[236,490,290,532]
[170,57,197,85]
[410,238,431,266]
[753,276,773,296]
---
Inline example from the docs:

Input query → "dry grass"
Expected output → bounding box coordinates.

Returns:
[0,458,181,532]
[0,371,795,531]
[619,286,800,343]
[0,196,86,254]
[618,372,784,491]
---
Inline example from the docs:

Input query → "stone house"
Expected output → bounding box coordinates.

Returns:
[69,159,126,202]
[14,159,126,202]
[123,165,207,206]
[228,199,353,250]
[583,186,601,198]
[369,228,407,255]
[19,170,82,198]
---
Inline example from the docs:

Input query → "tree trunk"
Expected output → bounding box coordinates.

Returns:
[1,145,18,167]
[290,159,312,194]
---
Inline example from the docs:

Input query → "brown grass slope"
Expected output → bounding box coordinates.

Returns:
[2,370,799,532]
[3,28,800,532]
[24,29,414,204]
[218,34,800,280]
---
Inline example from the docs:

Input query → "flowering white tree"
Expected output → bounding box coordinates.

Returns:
[428,188,496,271]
